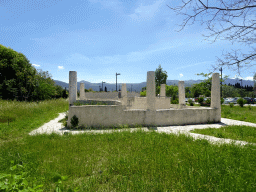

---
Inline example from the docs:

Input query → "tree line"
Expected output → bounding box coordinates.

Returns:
[0,44,68,101]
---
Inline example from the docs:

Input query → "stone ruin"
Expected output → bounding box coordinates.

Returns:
[67,71,221,127]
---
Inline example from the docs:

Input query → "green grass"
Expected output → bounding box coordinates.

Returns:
[1,99,256,191]
[191,126,256,143]
[1,131,256,191]
[0,98,69,142]
[191,105,256,144]
[221,105,256,123]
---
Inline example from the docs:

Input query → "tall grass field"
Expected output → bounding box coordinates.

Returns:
[0,99,256,191]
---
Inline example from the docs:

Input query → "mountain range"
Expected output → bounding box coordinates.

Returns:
[54,78,255,92]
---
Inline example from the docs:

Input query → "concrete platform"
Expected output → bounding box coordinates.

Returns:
[29,112,256,146]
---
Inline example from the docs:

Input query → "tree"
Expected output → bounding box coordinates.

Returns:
[31,69,56,100]
[167,1,256,75]
[0,44,37,100]
[195,72,229,97]
[222,84,239,98]
[0,44,67,101]
[155,65,168,87]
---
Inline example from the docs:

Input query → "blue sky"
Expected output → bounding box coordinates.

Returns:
[1,0,255,84]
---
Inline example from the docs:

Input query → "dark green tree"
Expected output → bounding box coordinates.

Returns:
[0,44,37,100]
[155,65,168,88]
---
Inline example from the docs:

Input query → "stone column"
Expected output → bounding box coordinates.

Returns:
[211,73,221,122]
[211,73,220,109]
[80,83,85,100]
[160,84,166,98]
[146,71,156,110]
[145,71,156,126]
[121,83,127,106]
[179,81,186,109]
[69,71,77,105]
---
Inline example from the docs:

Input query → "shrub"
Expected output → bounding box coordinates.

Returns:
[248,105,252,110]
[237,98,247,107]
[229,102,234,108]
[205,98,211,105]
[188,99,194,106]
[71,115,79,128]
[171,98,179,104]
[140,91,146,97]
[198,97,204,105]
[221,98,224,105]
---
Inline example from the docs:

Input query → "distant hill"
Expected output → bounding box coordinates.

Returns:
[54,78,255,92]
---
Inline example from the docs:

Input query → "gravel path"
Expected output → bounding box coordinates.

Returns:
[29,112,256,146]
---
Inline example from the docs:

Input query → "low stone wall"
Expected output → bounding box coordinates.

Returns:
[67,106,221,127]
[125,96,170,110]
[75,99,122,105]
[83,92,140,100]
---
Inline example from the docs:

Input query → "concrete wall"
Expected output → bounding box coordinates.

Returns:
[75,99,122,105]
[67,106,221,127]
[125,97,170,110]
[83,92,140,100]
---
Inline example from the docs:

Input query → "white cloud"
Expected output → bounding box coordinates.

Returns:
[244,76,253,81]
[58,66,64,70]
[229,75,255,80]
[32,64,40,67]
[179,74,183,77]
[129,0,165,21]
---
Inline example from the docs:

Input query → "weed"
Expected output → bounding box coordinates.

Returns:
[70,115,79,128]
[0,161,43,191]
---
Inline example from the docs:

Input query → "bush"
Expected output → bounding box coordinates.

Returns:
[171,98,179,104]
[237,98,247,107]
[205,98,211,105]
[221,98,224,105]
[198,97,204,105]
[140,91,146,97]
[188,99,194,106]
[71,115,79,128]
[229,102,234,108]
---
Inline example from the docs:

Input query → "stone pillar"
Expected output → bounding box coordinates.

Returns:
[211,73,221,122]
[146,71,156,110]
[80,83,85,100]
[145,71,156,126]
[69,71,77,105]
[121,83,127,106]
[211,73,220,109]
[179,81,186,109]
[160,84,166,98]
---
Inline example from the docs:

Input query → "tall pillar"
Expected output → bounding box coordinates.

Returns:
[211,73,221,122]
[69,71,77,105]
[121,83,127,97]
[145,71,156,126]
[211,73,220,109]
[121,83,127,106]
[179,81,186,109]
[146,71,156,110]
[80,83,85,100]
[160,84,166,98]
